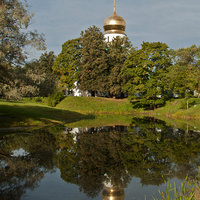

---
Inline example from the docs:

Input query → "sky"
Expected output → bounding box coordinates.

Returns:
[26,0,200,59]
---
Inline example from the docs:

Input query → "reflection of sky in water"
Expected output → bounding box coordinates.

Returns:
[22,170,183,200]
[12,148,28,157]
[23,169,100,200]
[125,178,183,200]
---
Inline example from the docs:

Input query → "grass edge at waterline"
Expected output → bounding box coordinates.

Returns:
[1,97,200,128]
[0,100,94,128]
[150,174,200,200]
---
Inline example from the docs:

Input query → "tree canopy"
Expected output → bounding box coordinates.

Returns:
[77,26,132,97]
[121,42,172,109]
[78,25,109,95]
[164,45,200,98]
[0,0,46,99]
[107,36,132,97]
[53,38,81,89]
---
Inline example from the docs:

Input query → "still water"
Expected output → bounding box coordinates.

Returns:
[0,117,200,200]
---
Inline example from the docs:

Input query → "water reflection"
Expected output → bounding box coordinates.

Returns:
[0,117,200,200]
[102,186,125,200]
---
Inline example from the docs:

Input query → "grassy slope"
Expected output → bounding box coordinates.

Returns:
[152,98,200,119]
[0,97,134,128]
[57,97,200,120]
[0,100,93,128]
[56,97,135,127]
[56,96,134,114]
[1,97,200,128]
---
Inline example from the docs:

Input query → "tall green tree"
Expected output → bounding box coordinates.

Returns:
[53,38,81,89]
[107,36,132,97]
[24,51,57,97]
[1,51,57,99]
[0,0,46,98]
[38,51,56,73]
[165,45,200,98]
[78,26,109,96]
[121,42,172,109]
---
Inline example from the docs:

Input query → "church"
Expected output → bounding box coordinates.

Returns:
[103,0,126,42]
[69,0,127,97]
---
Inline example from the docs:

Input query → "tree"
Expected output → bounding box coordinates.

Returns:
[53,38,81,89]
[0,0,46,98]
[165,45,200,97]
[1,51,57,99]
[24,51,57,97]
[78,26,109,96]
[38,51,55,73]
[121,42,172,109]
[164,45,200,109]
[107,36,132,97]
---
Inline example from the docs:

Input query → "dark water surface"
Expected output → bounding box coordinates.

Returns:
[0,117,200,200]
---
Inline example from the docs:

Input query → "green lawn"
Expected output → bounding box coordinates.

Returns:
[56,96,134,114]
[152,98,200,119]
[1,97,200,128]
[0,97,134,128]
[0,100,94,127]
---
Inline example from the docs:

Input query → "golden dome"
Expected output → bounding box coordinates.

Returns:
[103,5,126,35]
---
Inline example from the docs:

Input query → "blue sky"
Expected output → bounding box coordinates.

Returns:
[26,0,200,59]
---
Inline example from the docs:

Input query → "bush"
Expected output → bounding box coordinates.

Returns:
[35,97,42,102]
[47,91,65,107]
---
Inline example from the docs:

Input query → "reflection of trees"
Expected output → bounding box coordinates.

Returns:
[124,117,200,184]
[0,128,59,200]
[1,119,200,199]
[58,118,200,198]
[58,130,131,198]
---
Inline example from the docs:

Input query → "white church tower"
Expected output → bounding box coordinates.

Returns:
[103,0,126,42]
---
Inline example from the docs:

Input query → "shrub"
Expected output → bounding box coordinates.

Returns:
[35,97,42,102]
[47,91,65,107]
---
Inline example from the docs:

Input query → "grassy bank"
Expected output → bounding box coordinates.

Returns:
[151,98,200,119]
[0,100,94,128]
[1,97,200,128]
[56,96,134,114]
[57,96,200,119]
[0,97,135,128]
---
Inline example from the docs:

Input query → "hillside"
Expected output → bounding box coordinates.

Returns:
[153,98,200,119]
[56,96,134,114]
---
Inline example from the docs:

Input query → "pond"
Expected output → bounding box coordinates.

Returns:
[0,117,200,200]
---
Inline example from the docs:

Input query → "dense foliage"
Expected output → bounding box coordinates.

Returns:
[0,0,47,99]
[75,26,132,97]
[121,42,172,109]
[53,38,81,89]
[0,0,45,91]
[107,36,132,97]
[47,91,65,107]
[1,51,57,99]
[78,26,109,95]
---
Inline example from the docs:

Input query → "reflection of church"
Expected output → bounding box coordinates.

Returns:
[102,181,125,200]
[69,0,127,97]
